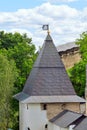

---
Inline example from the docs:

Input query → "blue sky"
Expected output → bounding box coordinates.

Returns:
[0,0,87,49]
[0,0,86,11]
[0,0,43,11]
[0,0,42,11]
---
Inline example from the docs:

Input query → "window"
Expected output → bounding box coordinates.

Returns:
[27,127,30,130]
[61,103,66,110]
[27,104,28,109]
[41,104,47,110]
[43,104,47,110]
[45,124,48,129]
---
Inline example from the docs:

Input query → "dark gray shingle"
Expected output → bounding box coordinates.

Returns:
[23,67,75,96]
[23,34,76,96]
[74,117,87,130]
[13,92,29,101]
[50,110,82,128]
[34,35,64,68]
[14,34,78,100]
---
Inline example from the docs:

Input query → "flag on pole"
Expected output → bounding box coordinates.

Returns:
[42,25,49,30]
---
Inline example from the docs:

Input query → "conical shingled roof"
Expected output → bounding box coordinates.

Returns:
[14,34,86,103]
[22,34,76,96]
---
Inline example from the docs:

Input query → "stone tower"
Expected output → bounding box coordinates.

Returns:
[14,34,85,130]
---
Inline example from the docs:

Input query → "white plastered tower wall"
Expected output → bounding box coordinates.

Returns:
[85,65,87,115]
[19,102,48,130]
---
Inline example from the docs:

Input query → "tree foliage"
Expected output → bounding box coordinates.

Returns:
[68,31,87,97]
[76,32,87,61]
[0,31,37,91]
[0,31,32,49]
[0,54,18,130]
[0,31,37,129]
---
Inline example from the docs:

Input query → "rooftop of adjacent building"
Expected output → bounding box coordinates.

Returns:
[50,109,87,130]
[57,42,79,52]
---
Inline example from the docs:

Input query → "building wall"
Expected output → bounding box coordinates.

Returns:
[80,103,86,114]
[48,122,68,130]
[59,48,81,69]
[46,103,80,119]
[19,102,85,130]
[19,103,48,130]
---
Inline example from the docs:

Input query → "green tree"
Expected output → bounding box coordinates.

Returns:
[76,32,87,61]
[68,31,87,97]
[0,31,32,49]
[0,31,37,129]
[68,61,86,96]
[0,42,37,92]
[0,31,37,91]
[0,54,18,130]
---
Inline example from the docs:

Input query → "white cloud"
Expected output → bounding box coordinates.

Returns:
[0,2,87,49]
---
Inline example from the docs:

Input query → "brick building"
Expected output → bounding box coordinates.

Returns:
[57,42,81,69]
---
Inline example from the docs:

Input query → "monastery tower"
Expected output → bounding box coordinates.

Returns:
[14,34,85,130]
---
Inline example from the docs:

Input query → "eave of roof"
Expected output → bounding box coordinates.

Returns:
[20,95,85,103]
[13,92,29,101]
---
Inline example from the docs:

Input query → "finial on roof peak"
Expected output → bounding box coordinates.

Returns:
[47,30,50,35]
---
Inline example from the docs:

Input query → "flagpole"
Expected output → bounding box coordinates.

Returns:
[47,30,50,35]
[42,24,50,35]
[47,25,50,35]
